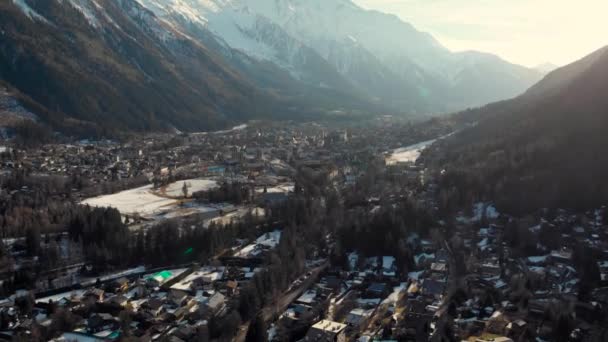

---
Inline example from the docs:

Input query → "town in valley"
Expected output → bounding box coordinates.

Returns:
[2,0,608,341]
[0,118,606,342]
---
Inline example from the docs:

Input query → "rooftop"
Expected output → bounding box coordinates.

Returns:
[312,320,347,333]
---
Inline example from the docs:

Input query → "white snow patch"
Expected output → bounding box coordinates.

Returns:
[81,184,176,217]
[204,206,264,228]
[12,0,48,22]
[66,0,101,27]
[385,138,436,165]
[81,179,219,218]
[255,184,294,194]
[382,282,407,305]
[163,179,218,198]
[234,230,281,258]
[267,324,277,341]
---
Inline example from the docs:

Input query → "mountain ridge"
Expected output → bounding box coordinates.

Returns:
[133,0,544,113]
[431,45,608,213]
[1,0,546,135]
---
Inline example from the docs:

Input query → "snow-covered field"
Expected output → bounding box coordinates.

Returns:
[192,123,248,136]
[204,207,265,228]
[82,184,175,217]
[162,179,218,198]
[255,184,294,194]
[81,178,219,218]
[385,139,436,165]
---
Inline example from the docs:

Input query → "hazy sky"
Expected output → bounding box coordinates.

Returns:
[353,0,608,67]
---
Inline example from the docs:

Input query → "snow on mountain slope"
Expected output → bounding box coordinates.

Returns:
[130,0,542,113]
[63,0,103,27]
[56,0,125,30]
[12,0,48,22]
[8,0,542,118]
[238,0,540,86]
[239,0,447,68]
[1,0,275,133]
[136,0,292,70]
[134,0,361,92]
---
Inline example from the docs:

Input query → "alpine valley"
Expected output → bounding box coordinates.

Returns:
[1,0,543,135]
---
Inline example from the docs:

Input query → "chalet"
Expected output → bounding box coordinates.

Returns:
[430,262,447,275]
[550,248,573,264]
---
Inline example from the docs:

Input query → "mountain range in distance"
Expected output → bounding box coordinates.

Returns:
[1,0,546,135]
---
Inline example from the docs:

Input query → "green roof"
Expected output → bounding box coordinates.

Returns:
[146,270,173,281]
[108,331,121,340]
[156,270,172,279]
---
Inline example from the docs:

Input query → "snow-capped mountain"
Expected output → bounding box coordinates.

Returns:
[1,0,272,133]
[2,0,545,135]
[2,0,385,134]
[243,0,545,110]
[131,0,544,113]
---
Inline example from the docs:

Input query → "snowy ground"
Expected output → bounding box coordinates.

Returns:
[161,179,218,198]
[192,123,248,136]
[81,179,219,218]
[82,184,175,217]
[382,282,407,305]
[255,184,294,194]
[203,207,265,228]
[385,139,436,165]
[385,132,456,165]
[234,230,281,258]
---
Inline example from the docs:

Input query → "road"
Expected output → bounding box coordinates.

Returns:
[234,262,328,342]
[261,262,328,321]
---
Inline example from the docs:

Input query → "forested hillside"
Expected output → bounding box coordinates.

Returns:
[428,46,608,214]
[0,0,271,136]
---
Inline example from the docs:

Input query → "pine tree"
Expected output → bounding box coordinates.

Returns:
[182,182,189,198]
[25,226,40,257]
[246,313,268,342]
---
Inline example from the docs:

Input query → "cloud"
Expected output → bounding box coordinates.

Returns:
[354,0,608,67]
